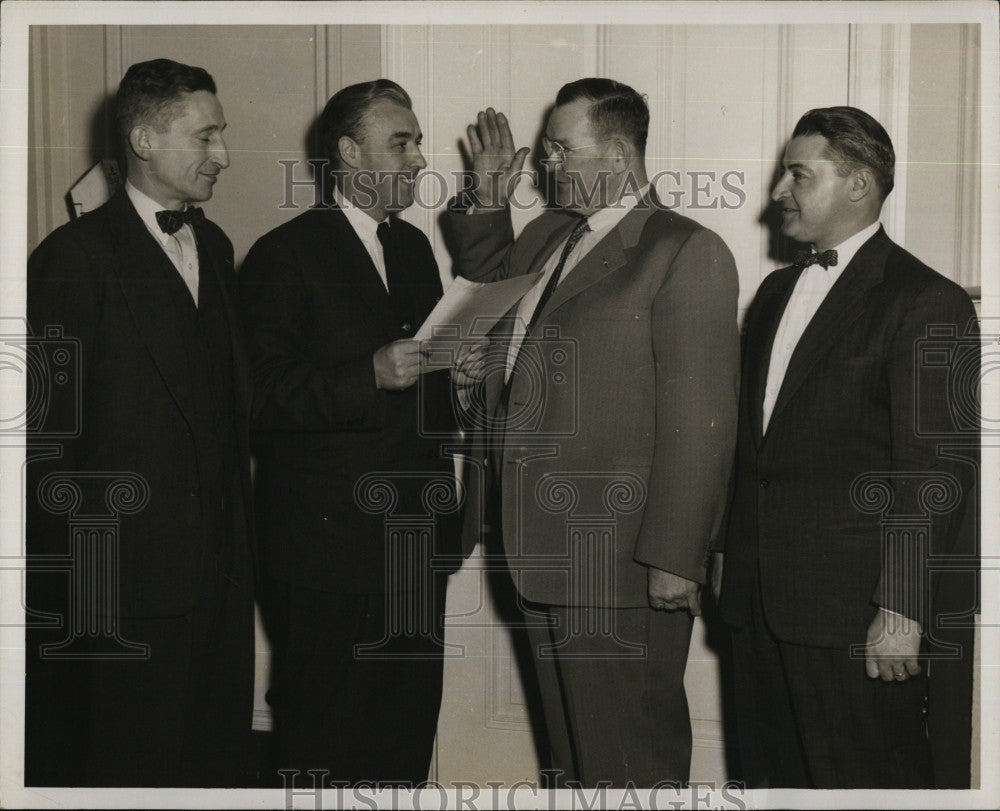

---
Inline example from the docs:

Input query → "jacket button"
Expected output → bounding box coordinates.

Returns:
[188,486,199,497]
[401,322,412,333]
[759,479,770,489]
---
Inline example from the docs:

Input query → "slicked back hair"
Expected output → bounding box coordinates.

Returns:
[792,106,895,198]
[555,78,650,155]
[319,79,413,173]
[116,58,216,142]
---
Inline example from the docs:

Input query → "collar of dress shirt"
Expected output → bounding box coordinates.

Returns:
[585,183,650,234]
[813,219,881,274]
[334,186,385,243]
[126,180,185,248]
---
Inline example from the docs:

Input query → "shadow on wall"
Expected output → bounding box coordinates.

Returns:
[68,93,123,220]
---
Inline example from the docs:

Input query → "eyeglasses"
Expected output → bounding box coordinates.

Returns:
[541,137,610,165]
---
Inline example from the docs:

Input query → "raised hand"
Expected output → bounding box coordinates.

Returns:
[464,108,531,211]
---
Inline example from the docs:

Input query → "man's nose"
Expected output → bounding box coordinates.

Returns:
[212,136,231,170]
[410,146,427,171]
[771,172,790,202]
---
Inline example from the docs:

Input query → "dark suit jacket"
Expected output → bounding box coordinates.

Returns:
[720,226,977,644]
[239,206,461,595]
[26,189,256,618]
[719,226,978,785]
[445,193,740,608]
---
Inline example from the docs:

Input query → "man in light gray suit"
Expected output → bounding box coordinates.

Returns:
[447,78,740,786]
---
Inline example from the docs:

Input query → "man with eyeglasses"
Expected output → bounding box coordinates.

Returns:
[446,78,740,786]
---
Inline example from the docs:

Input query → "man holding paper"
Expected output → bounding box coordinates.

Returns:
[239,80,463,784]
[447,79,740,785]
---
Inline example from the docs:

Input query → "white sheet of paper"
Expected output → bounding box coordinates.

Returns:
[415,272,543,341]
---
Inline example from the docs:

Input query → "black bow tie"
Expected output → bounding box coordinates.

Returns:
[155,206,205,235]
[793,249,838,270]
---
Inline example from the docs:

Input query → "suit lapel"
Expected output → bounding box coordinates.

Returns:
[536,191,657,323]
[747,272,799,445]
[541,229,627,320]
[106,191,200,429]
[319,206,397,330]
[528,216,579,278]
[195,221,253,428]
[765,228,890,433]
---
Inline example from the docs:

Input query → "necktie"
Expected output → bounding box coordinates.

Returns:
[793,248,838,269]
[498,216,590,421]
[155,206,205,235]
[376,220,413,332]
[524,217,591,337]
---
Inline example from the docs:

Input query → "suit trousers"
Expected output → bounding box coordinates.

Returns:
[266,574,448,787]
[523,602,694,787]
[730,579,932,789]
[84,547,255,787]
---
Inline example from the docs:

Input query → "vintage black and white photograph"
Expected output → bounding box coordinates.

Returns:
[0,1,997,808]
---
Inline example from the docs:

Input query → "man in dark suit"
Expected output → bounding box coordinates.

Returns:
[239,80,462,786]
[26,58,255,786]
[446,79,740,786]
[718,106,978,789]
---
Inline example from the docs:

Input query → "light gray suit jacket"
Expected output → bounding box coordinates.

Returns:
[447,192,740,607]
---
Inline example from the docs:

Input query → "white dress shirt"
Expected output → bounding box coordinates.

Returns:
[505,185,650,380]
[126,181,200,306]
[334,186,390,292]
[762,220,881,432]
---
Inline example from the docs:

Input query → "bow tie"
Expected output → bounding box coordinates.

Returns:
[793,249,838,270]
[155,206,205,235]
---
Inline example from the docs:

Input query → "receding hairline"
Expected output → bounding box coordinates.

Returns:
[132,88,221,135]
[351,98,420,144]
[551,93,645,153]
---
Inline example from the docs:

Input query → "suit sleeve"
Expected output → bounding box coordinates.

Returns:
[444,206,517,282]
[875,279,978,622]
[238,235,387,432]
[27,230,104,466]
[633,228,741,583]
[25,230,106,567]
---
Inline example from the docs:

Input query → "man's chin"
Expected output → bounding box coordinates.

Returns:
[387,190,415,213]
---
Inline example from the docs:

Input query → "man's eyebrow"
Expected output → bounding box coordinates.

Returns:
[196,123,225,134]
[391,130,415,140]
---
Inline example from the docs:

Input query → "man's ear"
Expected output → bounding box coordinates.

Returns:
[338,135,362,170]
[610,137,632,174]
[128,125,153,162]
[848,167,876,202]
